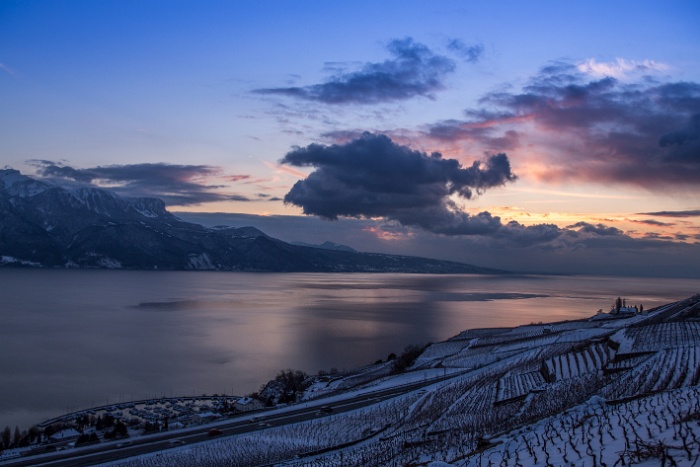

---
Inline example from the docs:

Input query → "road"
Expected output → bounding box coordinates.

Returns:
[3,372,456,466]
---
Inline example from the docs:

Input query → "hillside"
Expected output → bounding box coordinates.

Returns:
[16,294,699,466]
[0,169,502,274]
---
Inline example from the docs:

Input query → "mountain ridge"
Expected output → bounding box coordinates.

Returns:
[291,240,357,252]
[0,169,505,274]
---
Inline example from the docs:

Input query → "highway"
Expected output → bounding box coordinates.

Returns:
[3,372,456,466]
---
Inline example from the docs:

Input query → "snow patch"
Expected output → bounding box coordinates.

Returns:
[97,257,123,269]
[1,255,42,267]
[0,169,52,197]
[610,328,635,353]
[188,253,215,270]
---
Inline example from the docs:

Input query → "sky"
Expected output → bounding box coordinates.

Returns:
[2,0,700,276]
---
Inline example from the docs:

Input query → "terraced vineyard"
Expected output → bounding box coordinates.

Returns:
[106,294,700,466]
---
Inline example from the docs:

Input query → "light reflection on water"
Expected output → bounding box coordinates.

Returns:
[0,269,696,430]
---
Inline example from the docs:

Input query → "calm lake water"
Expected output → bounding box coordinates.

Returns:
[0,269,697,430]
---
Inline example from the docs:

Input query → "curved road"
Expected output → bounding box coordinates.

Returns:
[4,372,457,466]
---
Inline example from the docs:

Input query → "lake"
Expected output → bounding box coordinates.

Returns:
[0,269,697,431]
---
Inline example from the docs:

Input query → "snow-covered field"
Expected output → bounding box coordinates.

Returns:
[99,294,700,466]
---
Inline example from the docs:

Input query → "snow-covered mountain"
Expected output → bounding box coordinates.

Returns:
[0,169,53,197]
[0,169,502,273]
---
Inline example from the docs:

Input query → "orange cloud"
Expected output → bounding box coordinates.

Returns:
[263,160,308,179]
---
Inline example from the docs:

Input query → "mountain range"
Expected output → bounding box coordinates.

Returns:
[0,169,503,274]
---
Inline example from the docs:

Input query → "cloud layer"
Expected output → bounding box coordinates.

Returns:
[576,58,669,79]
[279,133,669,248]
[446,39,484,63]
[30,161,261,206]
[425,62,700,189]
[638,210,700,218]
[280,132,516,234]
[254,38,456,104]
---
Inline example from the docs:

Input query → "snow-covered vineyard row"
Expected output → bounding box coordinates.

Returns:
[462,388,700,467]
[601,344,700,399]
[624,321,700,352]
[543,341,612,381]
[287,387,700,467]
[110,294,700,466]
[496,370,545,402]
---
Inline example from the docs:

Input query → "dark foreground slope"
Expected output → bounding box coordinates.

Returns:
[162,294,700,465]
[0,170,502,273]
[20,295,700,466]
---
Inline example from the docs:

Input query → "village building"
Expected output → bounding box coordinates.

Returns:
[234,397,264,412]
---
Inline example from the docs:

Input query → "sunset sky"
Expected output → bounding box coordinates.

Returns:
[2,0,700,276]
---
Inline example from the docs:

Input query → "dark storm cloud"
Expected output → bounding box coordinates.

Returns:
[566,222,625,237]
[659,113,700,162]
[429,119,521,151]
[638,210,700,217]
[228,195,253,202]
[484,219,673,253]
[631,219,675,227]
[31,162,96,183]
[320,129,367,143]
[280,132,516,235]
[507,217,692,255]
[644,232,675,241]
[424,63,700,188]
[446,39,484,63]
[487,220,638,250]
[30,161,256,206]
[496,221,564,247]
[254,38,456,104]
